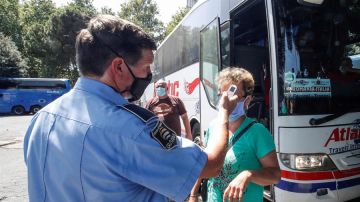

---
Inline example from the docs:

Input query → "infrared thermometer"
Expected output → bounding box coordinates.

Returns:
[227,85,237,97]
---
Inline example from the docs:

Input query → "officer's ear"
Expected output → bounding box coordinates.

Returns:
[111,58,124,76]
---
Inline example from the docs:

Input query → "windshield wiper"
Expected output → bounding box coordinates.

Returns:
[309,113,347,126]
[309,110,360,126]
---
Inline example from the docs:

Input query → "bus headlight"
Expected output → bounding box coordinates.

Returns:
[280,153,337,171]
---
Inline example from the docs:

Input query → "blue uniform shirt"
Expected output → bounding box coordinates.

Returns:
[24,77,207,202]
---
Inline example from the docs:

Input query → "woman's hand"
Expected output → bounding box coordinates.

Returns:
[223,170,252,202]
[218,91,239,116]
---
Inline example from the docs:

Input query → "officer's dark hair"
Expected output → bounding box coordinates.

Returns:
[75,15,157,76]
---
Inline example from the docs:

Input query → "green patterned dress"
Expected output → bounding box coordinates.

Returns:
[205,117,275,202]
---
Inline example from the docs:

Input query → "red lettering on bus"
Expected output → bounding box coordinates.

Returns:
[324,127,360,147]
[167,80,179,96]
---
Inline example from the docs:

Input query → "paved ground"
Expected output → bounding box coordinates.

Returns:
[2,115,359,202]
[0,115,32,202]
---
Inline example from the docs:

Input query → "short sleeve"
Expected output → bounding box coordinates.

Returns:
[145,97,154,110]
[247,123,275,159]
[175,97,187,115]
[122,119,207,202]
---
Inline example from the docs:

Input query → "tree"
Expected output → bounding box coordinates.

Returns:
[165,7,190,36]
[100,7,115,15]
[118,0,165,44]
[19,0,56,77]
[72,0,96,16]
[0,0,22,46]
[47,2,95,82]
[0,32,27,77]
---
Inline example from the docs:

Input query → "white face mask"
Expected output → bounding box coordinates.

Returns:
[229,96,248,122]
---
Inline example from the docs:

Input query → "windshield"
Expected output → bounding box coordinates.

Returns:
[274,0,360,116]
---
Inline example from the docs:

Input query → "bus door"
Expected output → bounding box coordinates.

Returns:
[229,0,271,129]
[200,17,222,140]
[228,0,273,199]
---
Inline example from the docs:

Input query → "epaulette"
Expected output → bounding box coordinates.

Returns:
[120,103,177,150]
[120,104,156,123]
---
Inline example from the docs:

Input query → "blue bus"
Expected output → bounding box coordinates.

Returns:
[0,78,71,115]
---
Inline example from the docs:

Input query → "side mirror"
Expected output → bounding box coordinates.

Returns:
[297,0,324,6]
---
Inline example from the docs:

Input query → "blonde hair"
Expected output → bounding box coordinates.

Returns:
[217,67,255,95]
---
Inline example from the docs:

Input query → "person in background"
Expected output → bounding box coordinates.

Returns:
[338,57,360,75]
[146,79,192,140]
[23,15,240,202]
[326,56,360,81]
[190,67,280,202]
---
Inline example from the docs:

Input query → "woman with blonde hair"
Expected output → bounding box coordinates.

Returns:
[190,67,280,202]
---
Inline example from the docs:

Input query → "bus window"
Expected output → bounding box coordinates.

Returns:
[274,0,360,116]
[200,18,221,108]
[220,21,231,68]
[17,80,67,90]
[0,79,18,89]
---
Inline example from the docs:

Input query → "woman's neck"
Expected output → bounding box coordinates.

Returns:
[229,116,246,137]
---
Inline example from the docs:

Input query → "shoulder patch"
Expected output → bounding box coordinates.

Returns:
[151,121,178,150]
[120,104,155,122]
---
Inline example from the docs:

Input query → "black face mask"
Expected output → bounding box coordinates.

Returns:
[121,61,152,102]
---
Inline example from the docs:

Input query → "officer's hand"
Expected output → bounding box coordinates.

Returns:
[223,170,252,202]
[218,91,239,115]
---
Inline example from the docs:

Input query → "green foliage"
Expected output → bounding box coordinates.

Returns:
[18,0,94,81]
[19,0,56,77]
[118,0,165,44]
[0,0,22,46]
[100,7,115,15]
[0,32,27,77]
[1,0,167,79]
[165,7,190,36]
[71,0,96,16]
[47,4,94,82]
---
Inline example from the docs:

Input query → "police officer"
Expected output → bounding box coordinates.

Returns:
[24,15,239,202]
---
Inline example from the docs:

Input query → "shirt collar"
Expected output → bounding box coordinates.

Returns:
[74,77,128,106]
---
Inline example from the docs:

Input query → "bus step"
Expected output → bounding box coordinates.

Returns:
[263,189,273,202]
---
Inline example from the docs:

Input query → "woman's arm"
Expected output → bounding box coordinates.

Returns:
[222,150,280,202]
[246,151,280,185]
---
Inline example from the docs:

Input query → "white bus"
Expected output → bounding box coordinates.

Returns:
[141,0,360,201]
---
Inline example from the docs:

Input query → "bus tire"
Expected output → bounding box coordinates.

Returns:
[30,105,42,114]
[192,122,201,145]
[11,106,25,115]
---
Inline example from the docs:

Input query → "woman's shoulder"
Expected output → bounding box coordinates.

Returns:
[245,118,271,136]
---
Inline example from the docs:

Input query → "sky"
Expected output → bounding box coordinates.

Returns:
[55,0,187,24]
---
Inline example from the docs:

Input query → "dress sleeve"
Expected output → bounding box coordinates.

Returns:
[247,123,275,159]
[121,118,207,201]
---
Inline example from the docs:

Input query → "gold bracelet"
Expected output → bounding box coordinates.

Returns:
[189,195,198,197]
